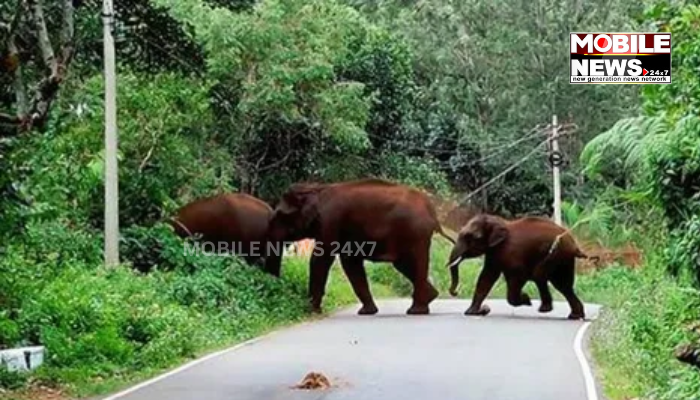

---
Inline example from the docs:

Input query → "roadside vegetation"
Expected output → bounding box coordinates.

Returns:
[1,0,699,399]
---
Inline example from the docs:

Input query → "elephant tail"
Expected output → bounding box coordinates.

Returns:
[536,234,600,279]
[533,232,570,279]
[435,225,456,245]
[575,248,601,266]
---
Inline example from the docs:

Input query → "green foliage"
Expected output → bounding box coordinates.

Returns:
[0,369,28,391]
[362,0,641,215]
[665,215,700,285]
[581,115,700,233]
[581,116,669,187]
[561,200,640,248]
[376,151,451,196]
[1,1,687,399]
[336,27,416,146]
[646,116,700,228]
[0,221,375,394]
[574,5,700,399]
[5,73,233,232]
[579,260,700,400]
[151,0,383,198]
[20,267,195,370]
[642,2,700,119]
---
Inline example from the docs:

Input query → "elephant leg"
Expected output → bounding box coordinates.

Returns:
[394,259,439,307]
[308,253,335,314]
[340,256,378,315]
[549,259,585,320]
[465,266,500,316]
[505,274,531,307]
[398,246,434,315]
[535,279,553,313]
[262,247,283,277]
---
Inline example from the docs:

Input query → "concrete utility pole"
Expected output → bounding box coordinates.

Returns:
[551,115,562,226]
[103,0,119,267]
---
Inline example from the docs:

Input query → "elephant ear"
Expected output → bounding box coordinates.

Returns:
[279,183,321,227]
[276,196,299,216]
[299,192,320,228]
[486,216,508,248]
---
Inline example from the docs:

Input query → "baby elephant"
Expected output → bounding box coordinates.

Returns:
[446,214,595,320]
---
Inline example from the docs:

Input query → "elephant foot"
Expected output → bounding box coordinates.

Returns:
[520,293,532,306]
[427,285,439,304]
[538,303,553,313]
[567,312,585,320]
[465,304,490,316]
[309,302,323,315]
[406,304,430,315]
[358,304,379,315]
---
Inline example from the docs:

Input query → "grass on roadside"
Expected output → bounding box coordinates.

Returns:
[369,238,700,400]
[4,236,699,400]
[0,253,394,400]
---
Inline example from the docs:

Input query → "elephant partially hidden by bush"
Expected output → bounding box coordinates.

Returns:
[446,214,596,320]
[265,178,455,316]
[169,193,281,274]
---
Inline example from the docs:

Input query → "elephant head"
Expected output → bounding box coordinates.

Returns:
[446,214,508,296]
[267,182,324,245]
[262,183,324,277]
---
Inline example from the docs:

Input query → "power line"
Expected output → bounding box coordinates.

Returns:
[458,137,551,205]
[433,127,551,170]
[363,122,578,162]
[364,124,550,158]
[129,33,583,197]
[130,34,581,167]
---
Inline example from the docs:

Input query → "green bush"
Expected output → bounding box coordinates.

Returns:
[647,116,700,229]
[665,215,700,285]
[17,267,202,372]
[0,369,28,391]
[8,72,234,232]
[581,260,700,400]
[642,3,700,119]
[376,151,451,196]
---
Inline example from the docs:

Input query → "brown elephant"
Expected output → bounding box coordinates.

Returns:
[265,178,455,315]
[170,193,281,273]
[446,214,594,320]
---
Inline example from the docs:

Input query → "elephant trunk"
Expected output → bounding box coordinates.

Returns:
[262,241,283,277]
[448,263,460,297]
[446,243,465,297]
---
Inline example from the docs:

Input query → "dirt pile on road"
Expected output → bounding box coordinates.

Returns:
[292,371,332,390]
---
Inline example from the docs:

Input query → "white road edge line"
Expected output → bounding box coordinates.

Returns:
[574,321,599,400]
[102,331,278,400]
[101,307,348,400]
[103,302,600,400]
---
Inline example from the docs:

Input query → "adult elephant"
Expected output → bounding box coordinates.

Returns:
[265,178,455,315]
[170,193,281,274]
[446,214,595,320]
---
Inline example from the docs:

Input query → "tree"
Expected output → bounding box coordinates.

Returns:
[0,0,76,135]
[347,0,642,215]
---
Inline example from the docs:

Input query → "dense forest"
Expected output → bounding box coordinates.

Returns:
[1,0,699,399]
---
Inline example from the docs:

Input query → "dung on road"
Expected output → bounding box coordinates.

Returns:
[292,371,332,390]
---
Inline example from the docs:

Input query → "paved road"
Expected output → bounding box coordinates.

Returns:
[105,299,602,400]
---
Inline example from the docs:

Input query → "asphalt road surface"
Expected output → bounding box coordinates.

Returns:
[104,299,602,400]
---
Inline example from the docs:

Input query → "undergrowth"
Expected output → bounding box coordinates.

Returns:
[372,234,700,400]
[0,226,392,399]
[582,259,700,400]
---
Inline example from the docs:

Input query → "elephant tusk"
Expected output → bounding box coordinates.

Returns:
[446,255,463,269]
